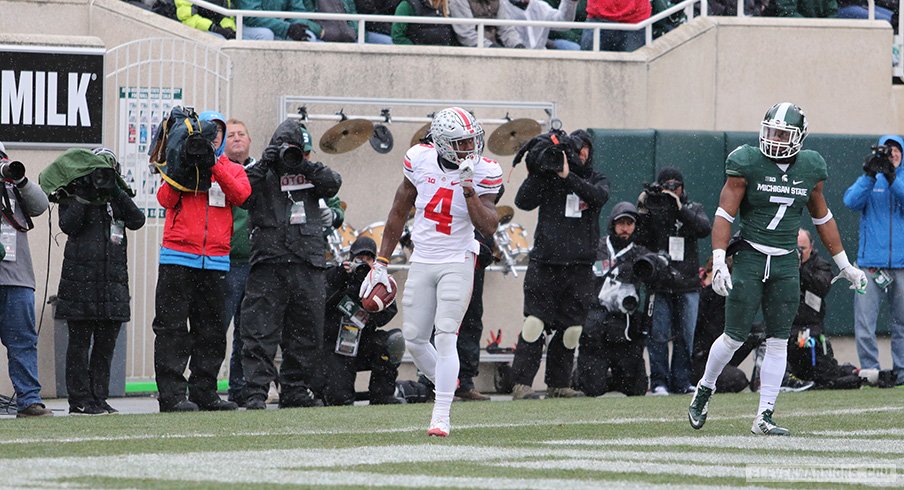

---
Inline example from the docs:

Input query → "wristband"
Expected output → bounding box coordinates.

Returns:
[712,249,727,267]
[376,256,390,265]
[832,251,851,271]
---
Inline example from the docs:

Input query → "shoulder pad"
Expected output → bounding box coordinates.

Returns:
[725,144,759,178]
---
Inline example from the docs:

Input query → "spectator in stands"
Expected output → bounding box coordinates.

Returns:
[449,0,526,47]
[574,202,650,397]
[313,0,362,43]
[176,0,275,40]
[222,118,254,406]
[392,0,458,45]
[765,0,837,17]
[355,0,401,43]
[152,111,251,413]
[239,119,342,410]
[0,142,53,418]
[236,0,321,41]
[836,0,894,23]
[787,229,862,390]
[707,0,770,16]
[510,129,609,400]
[692,256,752,393]
[52,148,145,415]
[650,0,685,39]
[843,135,904,387]
[545,0,586,50]
[500,0,580,50]
[635,167,711,395]
[320,237,403,405]
[581,0,650,51]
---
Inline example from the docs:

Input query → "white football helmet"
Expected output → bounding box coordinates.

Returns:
[430,107,484,165]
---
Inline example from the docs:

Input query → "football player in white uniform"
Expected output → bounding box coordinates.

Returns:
[360,107,501,437]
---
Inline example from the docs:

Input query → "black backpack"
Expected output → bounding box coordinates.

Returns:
[148,106,216,192]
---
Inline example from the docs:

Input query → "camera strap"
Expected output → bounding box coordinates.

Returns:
[601,237,634,281]
[0,184,34,232]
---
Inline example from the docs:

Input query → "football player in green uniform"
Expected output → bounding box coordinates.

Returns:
[688,102,868,435]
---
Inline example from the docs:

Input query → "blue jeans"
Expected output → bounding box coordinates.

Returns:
[836,5,893,23]
[580,20,646,52]
[366,31,393,44]
[854,268,904,384]
[224,263,251,400]
[647,290,699,392]
[549,38,581,51]
[0,286,43,409]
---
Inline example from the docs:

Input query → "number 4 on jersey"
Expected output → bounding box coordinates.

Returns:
[425,188,453,235]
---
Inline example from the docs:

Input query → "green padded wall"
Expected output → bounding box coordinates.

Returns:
[587,128,891,336]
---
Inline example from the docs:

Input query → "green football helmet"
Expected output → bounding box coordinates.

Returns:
[759,102,808,159]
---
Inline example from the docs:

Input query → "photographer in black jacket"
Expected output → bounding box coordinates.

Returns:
[635,167,711,395]
[320,236,403,406]
[575,202,649,397]
[509,129,609,399]
[240,119,342,410]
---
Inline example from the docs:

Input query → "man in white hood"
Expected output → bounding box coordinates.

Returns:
[500,0,580,50]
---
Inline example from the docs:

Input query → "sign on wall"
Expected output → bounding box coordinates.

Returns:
[118,86,183,218]
[0,44,105,147]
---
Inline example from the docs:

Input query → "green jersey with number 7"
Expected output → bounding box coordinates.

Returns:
[726,144,828,250]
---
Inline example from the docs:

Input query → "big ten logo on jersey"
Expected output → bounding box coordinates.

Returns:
[280,174,313,192]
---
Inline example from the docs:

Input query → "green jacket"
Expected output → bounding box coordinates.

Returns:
[176,0,238,32]
[230,206,251,264]
[236,0,323,38]
[770,0,837,17]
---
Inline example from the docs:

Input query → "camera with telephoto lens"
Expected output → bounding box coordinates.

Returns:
[0,160,25,181]
[349,258,371,285]
[516,130,579,175]
[633,251,678,285]
[279,143,305,171]
[864,145,894,177]
[641,181,681,216]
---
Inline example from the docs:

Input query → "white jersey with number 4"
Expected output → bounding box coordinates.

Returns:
[403,144,502,263]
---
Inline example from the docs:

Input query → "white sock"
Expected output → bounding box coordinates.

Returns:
[405,338,437,383]
[432,332,459,421]
[701,334,743,390]
[757,337,787,415]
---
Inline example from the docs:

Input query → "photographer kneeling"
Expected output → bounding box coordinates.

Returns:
[575,202,650,396]
[319,237,402,406]
[635,168,711,395]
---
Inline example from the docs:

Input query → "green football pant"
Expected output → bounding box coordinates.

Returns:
[724,249,800,342]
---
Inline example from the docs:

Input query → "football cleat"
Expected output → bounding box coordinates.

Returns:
[688,381,713,430]
[780,373,815,393]
[751,409,790,436]
[427,416,450,437]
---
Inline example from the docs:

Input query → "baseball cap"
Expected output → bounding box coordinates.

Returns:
[349,236,377,258]
[299,127,313,152]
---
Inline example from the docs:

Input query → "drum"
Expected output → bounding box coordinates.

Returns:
[357,222,407,264]
[325,223,357,264]
[494,223,531,264]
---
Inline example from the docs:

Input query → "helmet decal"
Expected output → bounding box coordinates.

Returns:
[430,107,485,165]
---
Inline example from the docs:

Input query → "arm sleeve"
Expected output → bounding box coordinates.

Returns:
[156,181,181,209]
[212,157,252,207]
[678,202,712,239]
[17,179,49,217]
[562,171,609,208]
[56,200,88,236]
[110,188,147,231]
[176,0,214,31]
[302,161,342,199]
[842,175,874,211]
[449,0,492,47]
[240,159,270,210]
[297,0,323,36]
[514,174,547,210]
[391,1,416,44]
[887,172,904,203]
[474,160,503,197]
[495,7,524,47]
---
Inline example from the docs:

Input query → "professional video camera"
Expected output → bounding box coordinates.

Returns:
[513,129,580,175]
[65,167,120,203]
[863,144,895,180]
[640,181,682,216]
[148,106,217,192]
[0,160,25,181]
[633,251,678,285]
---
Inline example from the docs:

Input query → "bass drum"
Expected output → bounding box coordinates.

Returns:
[357,221,407,264]
[495,223,532,264]
[325,222,358,265]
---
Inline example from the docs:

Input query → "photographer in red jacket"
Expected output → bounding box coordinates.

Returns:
[152,111,251,413]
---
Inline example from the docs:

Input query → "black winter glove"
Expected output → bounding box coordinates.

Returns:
[210,23,236,39]
[863,162,877,179]
[287,23,309,41]
[884,168,896,185]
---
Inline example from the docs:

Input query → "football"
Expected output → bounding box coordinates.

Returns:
[362,276,398,313]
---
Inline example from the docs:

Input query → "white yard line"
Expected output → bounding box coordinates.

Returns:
[810,428,904,437]
[544,435,904,454]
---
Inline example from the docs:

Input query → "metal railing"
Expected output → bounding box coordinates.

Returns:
[188,0,703,50]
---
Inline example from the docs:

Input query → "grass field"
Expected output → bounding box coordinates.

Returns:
[0,388,901,488]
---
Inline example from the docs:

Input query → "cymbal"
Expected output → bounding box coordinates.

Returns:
[319,119,374,154]
[487,118,542,156]
[410,123,431,148]
[496,205,514,225]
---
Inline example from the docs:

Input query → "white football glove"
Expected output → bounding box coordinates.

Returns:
[711,249,733,297]
[459,156,476,188]
[830,251,868,294]
[359,260,392,299]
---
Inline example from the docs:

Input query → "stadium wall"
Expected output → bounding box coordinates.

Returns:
[0,0,896,395]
